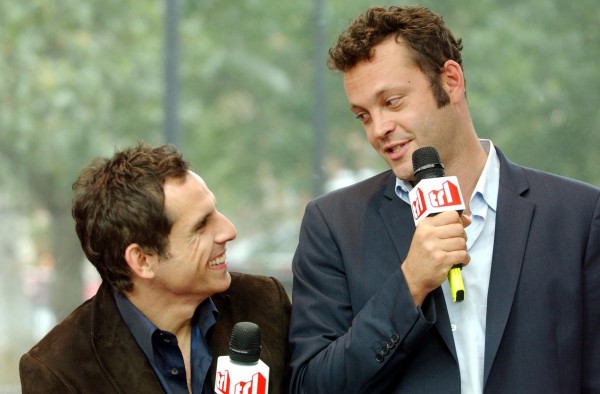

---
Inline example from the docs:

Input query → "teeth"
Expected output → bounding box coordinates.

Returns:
[389,144,404,153]
[209,255,225,266]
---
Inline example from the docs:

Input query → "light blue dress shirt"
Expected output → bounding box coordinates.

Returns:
[395,140,500,394]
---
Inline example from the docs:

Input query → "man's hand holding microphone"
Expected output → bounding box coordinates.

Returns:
[403,147,471,306]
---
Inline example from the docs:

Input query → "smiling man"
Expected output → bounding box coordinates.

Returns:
[20,143,291,393]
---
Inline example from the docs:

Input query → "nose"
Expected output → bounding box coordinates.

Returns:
[371,112,395,139]
[215,211,237,244]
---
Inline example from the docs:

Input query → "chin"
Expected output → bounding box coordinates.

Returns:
[217,271,232,292]
[392,168,413,182]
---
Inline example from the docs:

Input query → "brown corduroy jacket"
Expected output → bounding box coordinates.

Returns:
[19,272,292,393]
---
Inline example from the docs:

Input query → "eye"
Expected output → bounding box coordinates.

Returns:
[386,96,403,109]
[193,214,211,233]
[354,111,371,124]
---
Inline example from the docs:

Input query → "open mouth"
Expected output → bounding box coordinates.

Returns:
[386,144,405,153]
[385,141,408,154]
[208,254,226,267]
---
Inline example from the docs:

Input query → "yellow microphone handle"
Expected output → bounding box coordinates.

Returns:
[448,265,465,302]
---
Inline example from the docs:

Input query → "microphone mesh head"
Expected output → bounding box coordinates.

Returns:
[229,321,261,363]
[412,146,445,180]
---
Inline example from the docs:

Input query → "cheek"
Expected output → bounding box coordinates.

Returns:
[190,237,211,262]
[170,237,203,267]
[364,128,380,149]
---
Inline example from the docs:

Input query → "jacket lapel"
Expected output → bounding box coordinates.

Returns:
[207,291,236,387]
[483,150,534,386]
[90,283,164,393]
[432,287,456,360]
[379,177,415,262]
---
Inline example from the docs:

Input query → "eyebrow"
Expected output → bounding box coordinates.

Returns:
[349,103,365,113]
[348,87,391,111]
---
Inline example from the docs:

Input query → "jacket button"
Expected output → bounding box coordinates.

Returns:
[375,353,384,363]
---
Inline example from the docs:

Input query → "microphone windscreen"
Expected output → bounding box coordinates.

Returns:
[229,322,261,363]
[412,147,445,180]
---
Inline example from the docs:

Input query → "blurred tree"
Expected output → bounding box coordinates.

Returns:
[0,1,164,319]
[173,1,323,274]
[0,0,597,345]
[460,0,600,185]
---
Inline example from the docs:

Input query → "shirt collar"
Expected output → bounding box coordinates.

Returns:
[395,176,413,205]
[394,139,500,212]
[473,139,499,212]
[114,290,219,357]
[114,290,157,359]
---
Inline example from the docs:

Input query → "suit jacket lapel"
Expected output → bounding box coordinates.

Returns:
[90,283,164,393]
[379,175,457,361]
[379,177,415,262]
[207,292,236,387]
[483,149,534,386]
[432,287,456,360]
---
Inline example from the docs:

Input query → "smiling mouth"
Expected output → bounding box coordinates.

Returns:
[386,142,407,154]
[208,254,226,267]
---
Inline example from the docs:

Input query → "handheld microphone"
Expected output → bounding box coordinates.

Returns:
[215,321,270,394]
[409,146,466,302]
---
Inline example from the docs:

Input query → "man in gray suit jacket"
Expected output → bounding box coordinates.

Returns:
[289,6,600,393]
[20,143,291,393]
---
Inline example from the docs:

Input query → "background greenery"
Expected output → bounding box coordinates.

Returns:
[1,0,598,389]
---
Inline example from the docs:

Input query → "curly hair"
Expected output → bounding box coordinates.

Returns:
[328,6,464,107]
[72,142,189,292]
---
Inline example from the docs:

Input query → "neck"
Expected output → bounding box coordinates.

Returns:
[124,285,203,336]
[445,139,488,213]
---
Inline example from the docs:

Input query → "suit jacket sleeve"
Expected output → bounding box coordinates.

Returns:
[289,197,439,393]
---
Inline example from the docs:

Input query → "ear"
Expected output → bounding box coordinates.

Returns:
[124,243,156,279]
[441,60,465,103]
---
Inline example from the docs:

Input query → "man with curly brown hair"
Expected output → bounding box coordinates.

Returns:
[289,6,600,393]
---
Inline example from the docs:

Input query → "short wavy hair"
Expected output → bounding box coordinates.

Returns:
[328,6,464,107]
[72,142,189,292]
